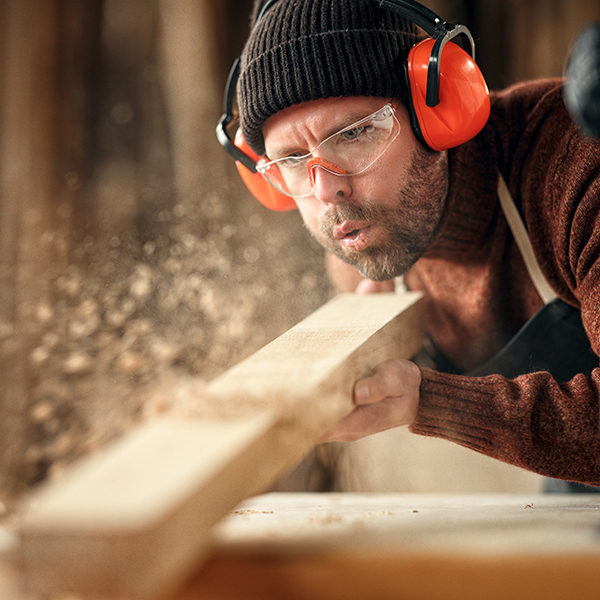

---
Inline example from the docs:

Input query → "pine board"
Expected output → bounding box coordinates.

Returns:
[16,292,424,599]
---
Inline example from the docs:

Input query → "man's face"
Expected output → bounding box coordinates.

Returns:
[262,96,449,281]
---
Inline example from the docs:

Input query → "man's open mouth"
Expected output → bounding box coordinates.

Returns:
[333,221,375,251]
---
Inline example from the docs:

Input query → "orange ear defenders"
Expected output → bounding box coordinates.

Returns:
[374,0,490,151]
[233,125,297,212]
[215,0,296,212]
[215,0,490,211]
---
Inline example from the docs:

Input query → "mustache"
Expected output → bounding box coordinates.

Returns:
[318,201,383,238]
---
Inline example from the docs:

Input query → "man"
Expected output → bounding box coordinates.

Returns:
[218,0,600,489]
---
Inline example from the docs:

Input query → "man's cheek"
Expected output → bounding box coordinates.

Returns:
[297,204,322,240]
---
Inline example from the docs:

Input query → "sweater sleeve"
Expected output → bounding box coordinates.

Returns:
[410,368,600,485]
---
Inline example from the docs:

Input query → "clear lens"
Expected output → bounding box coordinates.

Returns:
[257,103,399,198]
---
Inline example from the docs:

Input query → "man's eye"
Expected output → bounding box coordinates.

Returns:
[280,155,304,169]
[340,124,371,141]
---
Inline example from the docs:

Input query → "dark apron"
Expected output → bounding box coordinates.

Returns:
[468,298,598,382]
[467,298,600,493]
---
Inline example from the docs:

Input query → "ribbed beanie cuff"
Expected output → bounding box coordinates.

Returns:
[238,0,422,155]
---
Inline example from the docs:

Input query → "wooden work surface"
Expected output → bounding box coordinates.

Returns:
[178,492,600,600]
[3,492,600,599]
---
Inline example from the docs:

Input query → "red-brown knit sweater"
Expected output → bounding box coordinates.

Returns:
[405,79,600,485]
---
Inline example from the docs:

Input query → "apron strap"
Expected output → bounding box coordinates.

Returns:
[497,173,558,305]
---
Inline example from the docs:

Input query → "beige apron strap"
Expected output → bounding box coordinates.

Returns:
[497,173,558,305]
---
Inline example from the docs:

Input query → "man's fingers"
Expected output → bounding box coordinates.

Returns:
[321,404,384,443]
[322,359,421,443]
[354,359,412,405]
[354,278,395,294]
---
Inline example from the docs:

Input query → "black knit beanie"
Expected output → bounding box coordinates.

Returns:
[238,0,422,155]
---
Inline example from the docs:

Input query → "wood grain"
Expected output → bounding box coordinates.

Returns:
[16,292,424,599]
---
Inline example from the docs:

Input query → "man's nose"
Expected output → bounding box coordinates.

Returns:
[306,157,351,204]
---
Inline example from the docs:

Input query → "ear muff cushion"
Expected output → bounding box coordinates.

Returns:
[407,39,491,151]
[234,130,297,211]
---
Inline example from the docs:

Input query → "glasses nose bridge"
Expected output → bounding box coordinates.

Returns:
[306,156,347,188]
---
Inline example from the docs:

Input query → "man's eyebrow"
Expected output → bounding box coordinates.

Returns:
[266,144,305,160]
[267,110,372,159]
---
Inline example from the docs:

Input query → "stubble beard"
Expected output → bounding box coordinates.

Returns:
[316,144,449,281]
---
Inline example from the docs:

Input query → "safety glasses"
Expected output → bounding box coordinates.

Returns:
[256,103,400,198]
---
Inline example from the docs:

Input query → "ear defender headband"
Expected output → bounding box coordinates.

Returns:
[216,0,295,211]
[378,0,491,152]
[216,0,490,211]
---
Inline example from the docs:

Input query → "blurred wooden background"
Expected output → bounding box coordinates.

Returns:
[1,0,599,508]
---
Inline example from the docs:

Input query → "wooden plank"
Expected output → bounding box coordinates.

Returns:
[181,492,600,600]
[15,292,424,599]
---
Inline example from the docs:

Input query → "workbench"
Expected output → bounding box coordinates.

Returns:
[3,491,600,599]
[184,492,600,600]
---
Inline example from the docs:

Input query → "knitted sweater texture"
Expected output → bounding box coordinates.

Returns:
[405,79,600,485]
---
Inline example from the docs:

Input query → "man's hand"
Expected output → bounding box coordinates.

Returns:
[322,358,421,442]
[354,278,395,294]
